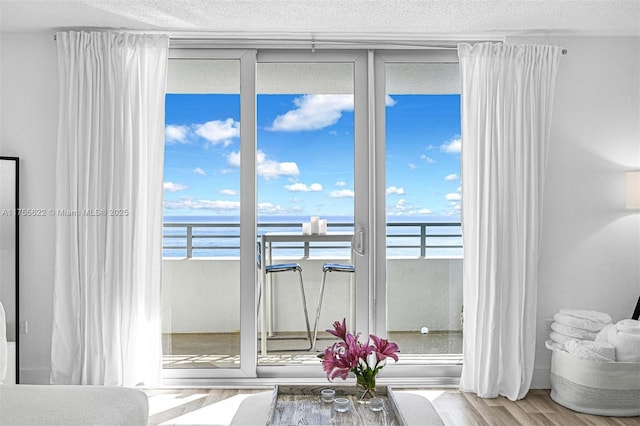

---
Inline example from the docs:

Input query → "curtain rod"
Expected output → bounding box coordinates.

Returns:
[51,33,567,54]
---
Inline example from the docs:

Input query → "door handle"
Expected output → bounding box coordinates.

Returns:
[353,229,365,256]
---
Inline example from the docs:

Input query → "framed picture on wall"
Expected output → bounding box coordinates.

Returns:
[0,156,19,383]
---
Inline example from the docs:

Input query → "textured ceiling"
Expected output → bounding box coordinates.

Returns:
[0,0,638,37]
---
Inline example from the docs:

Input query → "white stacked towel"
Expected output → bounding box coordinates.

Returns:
[549,308,612,349]
[615,319,640,335]
[549,331,573,346]
[559,308,613,325]
[548,309,640,363]
[554,310,612,332]
[564,338,616,362]
[607,319,640,362]
[551,321,598,340]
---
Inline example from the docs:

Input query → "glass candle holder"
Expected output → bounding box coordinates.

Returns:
[369,397,384,412]
[334,397,350,412]
[321,388,335,403]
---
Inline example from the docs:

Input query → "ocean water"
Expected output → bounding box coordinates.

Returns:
[162,215,462,258]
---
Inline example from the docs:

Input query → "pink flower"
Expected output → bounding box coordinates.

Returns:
[326,318,348,341]
[370,334,400,362]
[322,343,353,381]
[321,319,400,385]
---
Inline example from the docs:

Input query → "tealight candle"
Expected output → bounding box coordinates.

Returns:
[369,397,384,412]
[321,388,335,403]
[334,397,349,412]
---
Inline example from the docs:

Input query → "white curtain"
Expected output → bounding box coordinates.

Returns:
[458,43,562,400]
[51,31,168,386]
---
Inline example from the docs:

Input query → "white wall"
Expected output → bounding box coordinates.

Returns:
[162,257,463,334]
[0,32,58,383]
[1,32,638,386]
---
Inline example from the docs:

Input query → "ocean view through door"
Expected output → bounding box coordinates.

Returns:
[376,53,464,369]
[162,57,245,374]
[255,55,361,366]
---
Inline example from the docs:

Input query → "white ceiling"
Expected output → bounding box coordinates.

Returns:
[1,0,639,38]
[0,0,640,39]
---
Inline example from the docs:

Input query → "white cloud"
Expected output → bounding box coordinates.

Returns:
[447,186,463,211]
[219,189,237,196]
[385,95,397,106]
[227,150,300,180]
[386,186,405,195]
[420,155,435,164]
[269,94,354,131]
[163,181,187,192]
[407,163,417,170]
[335,181,347,187]
[165,125,189,144]
[193,167,206,176]
[195,118,239,146]
[227,151,241,167]
[164,197,240,211]
[257,202,286,214]
[441,137,461,154]
[444,173,459,181]
[387,199,433,217]
[329,189,355,198]
[285,182,323,192]
[387,199,411,216]
[256,151,300,179]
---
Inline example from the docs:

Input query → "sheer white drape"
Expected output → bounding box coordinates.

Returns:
[51,31,168,386]
[458,43,562,400]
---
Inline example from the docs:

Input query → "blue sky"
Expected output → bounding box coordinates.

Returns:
[163,93,461,219]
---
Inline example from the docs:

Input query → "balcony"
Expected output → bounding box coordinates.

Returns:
[161,220,463,369]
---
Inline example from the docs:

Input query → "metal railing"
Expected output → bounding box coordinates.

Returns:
[386,222,463,257]
[163,221,462,258]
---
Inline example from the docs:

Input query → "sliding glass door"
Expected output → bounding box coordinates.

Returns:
[161,47,462,382]
[374,51,463,375]
[254,51,371,373]
[162,50,258,381]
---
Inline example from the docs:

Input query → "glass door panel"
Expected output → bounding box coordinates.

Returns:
[256,59,356,365]
[162,58,243,370]
[383,61,464,363]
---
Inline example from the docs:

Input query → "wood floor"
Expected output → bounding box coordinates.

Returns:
[144,387,640,425]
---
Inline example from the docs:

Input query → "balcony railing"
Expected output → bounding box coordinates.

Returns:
[163,221,462,258]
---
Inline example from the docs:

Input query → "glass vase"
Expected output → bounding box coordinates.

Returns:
[355,373,377,403]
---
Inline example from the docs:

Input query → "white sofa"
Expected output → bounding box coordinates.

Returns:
[0,385,149,426]
[0,302,148,425]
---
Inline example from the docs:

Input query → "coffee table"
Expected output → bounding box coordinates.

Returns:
[266,384,406,425]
